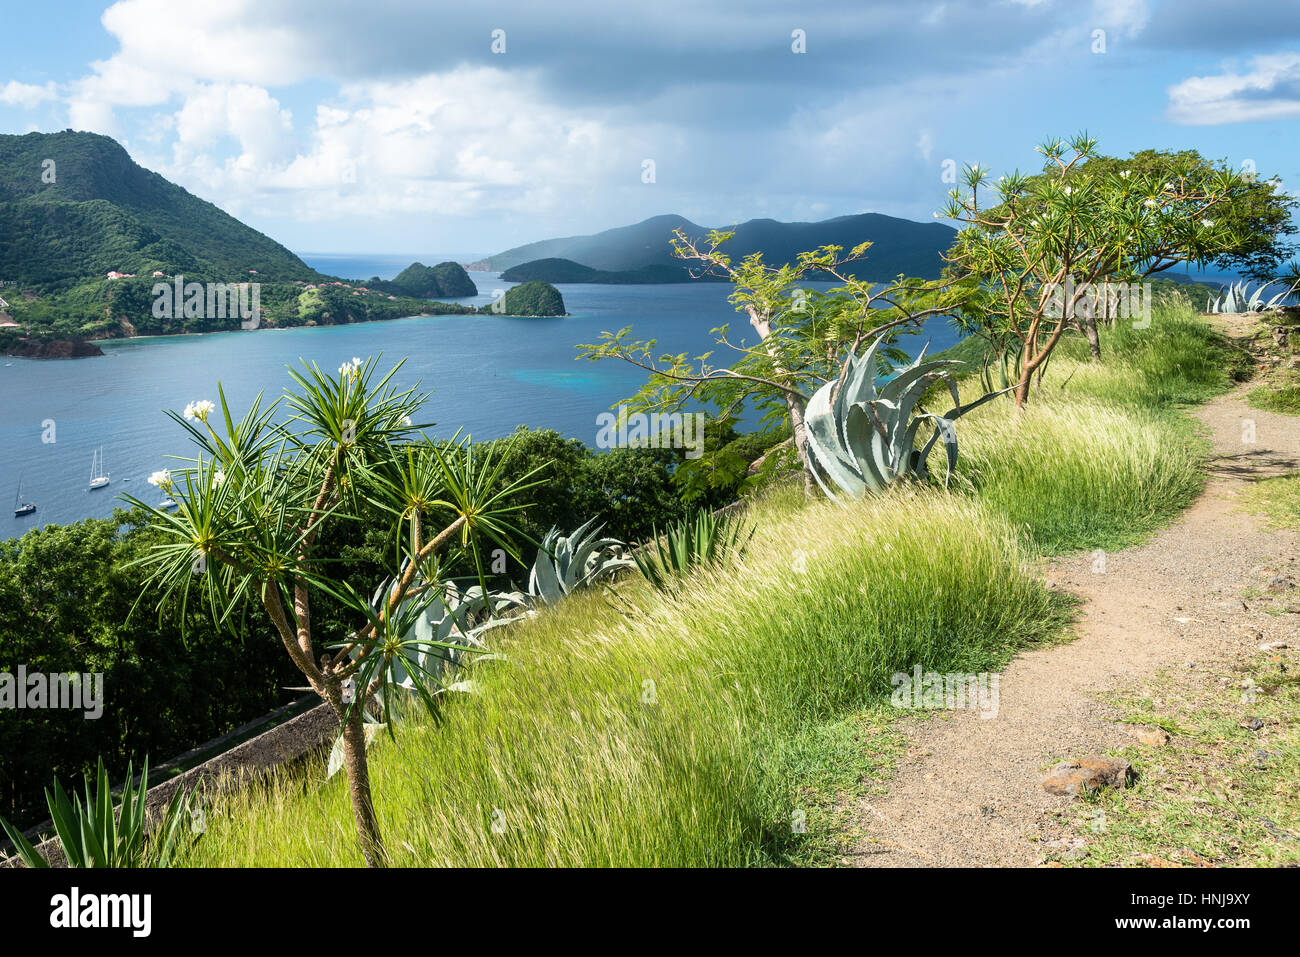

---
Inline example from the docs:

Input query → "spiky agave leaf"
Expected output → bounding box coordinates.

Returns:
[805,336,1009,500]
[510,520,634,606]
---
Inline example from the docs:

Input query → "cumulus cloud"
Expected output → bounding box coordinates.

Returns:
[0,81,57,109]
[151,67,675,227]
[1167,53,1300,124]
[3,0,1296,249]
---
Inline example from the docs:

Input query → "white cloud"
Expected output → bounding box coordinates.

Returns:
[149,67,670,227]
[61,0,323,136]
[98,0,322,88]
[68,98,120,136]
[0,81,57,109]
[173,84,295,165]
[1167,53,1300,124]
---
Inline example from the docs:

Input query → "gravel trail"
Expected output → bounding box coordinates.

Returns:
[849,383,1299,867]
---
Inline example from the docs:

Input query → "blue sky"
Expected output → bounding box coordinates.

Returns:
[2,0,1298,257]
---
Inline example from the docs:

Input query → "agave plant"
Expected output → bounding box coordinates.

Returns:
[0,756,200,868]
[502,518,634,607]
[1207,279,1299,314]
[633,507,754,592]
[805,337,1006,501]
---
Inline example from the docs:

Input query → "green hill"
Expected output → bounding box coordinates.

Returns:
[487,212,958,280]
[482,280,566,316]
[0,132,485,348]
[499,257,701,284]
[370,261,477,298]
[0,130,320,291]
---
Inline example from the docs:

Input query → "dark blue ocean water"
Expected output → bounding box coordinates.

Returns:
[0,260,959,533]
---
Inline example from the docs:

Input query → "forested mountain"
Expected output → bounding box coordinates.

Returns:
[368,261,477,298]
[487,212,959,280]
[0,130,320,291]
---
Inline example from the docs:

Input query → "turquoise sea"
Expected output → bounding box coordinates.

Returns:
[0,258,960,532]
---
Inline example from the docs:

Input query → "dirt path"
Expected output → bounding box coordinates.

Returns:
[849,385,1299,867]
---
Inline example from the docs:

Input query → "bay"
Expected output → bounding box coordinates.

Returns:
[0,263,959,533]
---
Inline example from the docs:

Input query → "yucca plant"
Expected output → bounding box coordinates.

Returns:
[325,578,509,779]
[502,518,634,607]
[126,355,544,867]
[632,507,754,591]
[805,336,1007,501]
[0,757,199,868]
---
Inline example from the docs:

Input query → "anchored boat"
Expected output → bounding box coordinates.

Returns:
[13,475,35,517]
[89,447,110,490]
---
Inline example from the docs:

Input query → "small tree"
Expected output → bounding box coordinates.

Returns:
[578,229,960,494]
[943,133,1245,405]
[127,357,539,866]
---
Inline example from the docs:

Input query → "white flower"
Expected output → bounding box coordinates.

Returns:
[1120,170,1131,178]
[1063,186,1073,195]
[1201,219,1214,228]
[183,399,215,422]
[213,470,226,487]
[338,356,367,379]
[400,416,413,427]
[1144,199,1157,208]
[1163,182,1173,191]
[147,469,170,488]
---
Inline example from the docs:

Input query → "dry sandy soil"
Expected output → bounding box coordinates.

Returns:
[848,380,1299,867]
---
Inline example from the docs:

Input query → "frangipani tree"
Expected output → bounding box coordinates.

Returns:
[126,356,541,866]
[943,133,1247,406]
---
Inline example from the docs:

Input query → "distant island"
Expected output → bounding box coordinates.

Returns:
[481,280,567,317]
[0,131,480,355]
[500,257,704,284]
[486,212,960,281]
[366,261,477,298]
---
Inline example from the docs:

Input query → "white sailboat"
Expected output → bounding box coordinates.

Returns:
[13,475,35,517]
[88,447,110,490]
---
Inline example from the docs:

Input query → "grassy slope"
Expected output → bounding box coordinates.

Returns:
[177,302,1242,867]
[944,311,1249,553]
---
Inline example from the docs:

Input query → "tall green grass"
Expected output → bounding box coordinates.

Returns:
[951,398,1205,552]
[943,304,1240,552]
[178,491,1068,867]
[174,304,1241,867]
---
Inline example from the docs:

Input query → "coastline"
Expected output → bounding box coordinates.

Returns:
[6,305,474,356]
[10,306,576,357]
